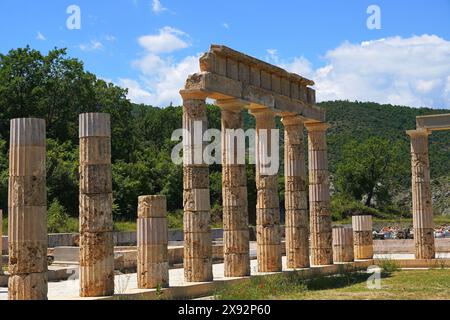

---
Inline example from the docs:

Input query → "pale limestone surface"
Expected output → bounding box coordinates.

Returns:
[218,99,250,277]
[407,129,435,259]
[282,116,309,269]
[181,93,213,283]
[137,196,169,289]
[8,118,48,300]
[306,123,333,266]
[253,109,282,272]
[79,113,114,297]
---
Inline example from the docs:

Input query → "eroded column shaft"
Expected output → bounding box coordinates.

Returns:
[220,102,250,277]
[306,123,332,266]
[408,130,435,259]
[182,93,213,282]
[282,117,309,268]
[8,118,48,300]
[332,226,354,263]
[79,113,114,297]
[253,110,281,272]
[137,196,169,288]
[352,215,374,260]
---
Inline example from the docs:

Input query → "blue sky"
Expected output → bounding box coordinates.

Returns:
[1,0,450,108]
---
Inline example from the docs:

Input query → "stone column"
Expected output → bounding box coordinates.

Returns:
[181,90,213,282]
[8,118,47,300]
[281,116,309,269]
[332,226,354,263]
[79,113,114,297]
[137,196,169,288]
[252,109,282,272]
[407,129,435,259]
[352,215,374,260]
[305,123,332,266]
[217,100,250,277]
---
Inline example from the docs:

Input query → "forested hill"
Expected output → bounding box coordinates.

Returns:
[321,101,450,179]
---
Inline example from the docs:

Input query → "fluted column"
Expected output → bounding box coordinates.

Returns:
[181,90,213,282]
[407,129,435,259]
[305,122,332,266]
[252,109,281,272]
[352,215,374,259]
[8,118,47,300]
[79,113,114,297]
[281,116,309,269]
[137,196,169,288]
[332,226,354,263]
[217,99,250,277]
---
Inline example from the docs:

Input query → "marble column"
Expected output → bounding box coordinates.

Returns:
[281,116,309,269]
[407,129,435,259]
[332,226,354,263]
[305,122,332,266]
[181,90,213,282]
[8,118,47,300]
[217,99,250,277]
[79,113,114,297]
[137,196,169,289]
[252,109,282,272]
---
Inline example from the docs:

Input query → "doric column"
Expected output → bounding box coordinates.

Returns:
[407,129,435,259]
[332,226,354,263]
[217,99,250,277]
[181,90,213,282]
[79,113,114,297]
[352,215,374,260]
[252,109,282,272]
[8,118,47,300]
[281,116,309,269]
[305,122,332,266]
[137,196,169,289]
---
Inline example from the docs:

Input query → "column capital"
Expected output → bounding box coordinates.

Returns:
[180,89,209,100]
[281,115,304,127]
[305,122,330,132]
[406,128,431,138]
[215,99,247,111]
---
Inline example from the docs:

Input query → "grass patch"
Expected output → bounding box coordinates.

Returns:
[215,269,450,300]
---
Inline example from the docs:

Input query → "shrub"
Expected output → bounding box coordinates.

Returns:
[48,199,78,233]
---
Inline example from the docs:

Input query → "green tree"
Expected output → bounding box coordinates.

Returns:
[334,137,406,207]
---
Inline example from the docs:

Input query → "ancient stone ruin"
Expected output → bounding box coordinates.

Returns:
[5,45,447,300]
[181,45,331,278]
[407,113,450,259]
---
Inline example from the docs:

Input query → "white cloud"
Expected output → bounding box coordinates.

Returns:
[118,78,154,104]
[119,26,199,106]
[269,35,450,109]
[222,22,230,29]
[151,0,167,14]
[138,26,189,54]
[36,31,46,41]
[79,40,104,52]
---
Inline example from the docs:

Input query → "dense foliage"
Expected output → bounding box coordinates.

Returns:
[0,47,449,227]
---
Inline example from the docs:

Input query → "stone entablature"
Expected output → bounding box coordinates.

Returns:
[185,45,325,122]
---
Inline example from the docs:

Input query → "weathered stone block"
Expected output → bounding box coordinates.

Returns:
[8,176,46,206]
[79,164,112,194]
[8,273,47,300]
[79,193,113,233]
[183,189,210,211]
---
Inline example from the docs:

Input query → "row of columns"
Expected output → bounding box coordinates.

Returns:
[7,114,114,300]
[181,92,333,281]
